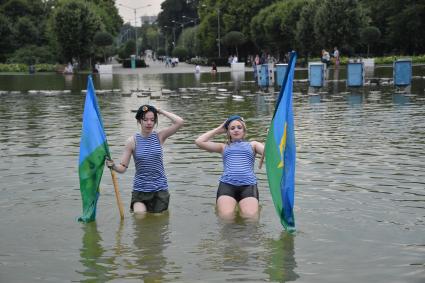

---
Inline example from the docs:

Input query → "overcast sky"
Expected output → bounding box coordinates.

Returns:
[115,0,164,24]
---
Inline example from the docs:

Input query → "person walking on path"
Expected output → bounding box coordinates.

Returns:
[106,105,184,215]
[195,115,264,221]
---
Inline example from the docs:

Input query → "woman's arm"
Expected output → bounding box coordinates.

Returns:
[251,140,265,156]
[157,109,184,144]
[106,136,135,173]
[195,122,226,153]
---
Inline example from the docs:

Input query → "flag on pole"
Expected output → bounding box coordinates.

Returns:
[265,51,297,232]
[78,76,110,223]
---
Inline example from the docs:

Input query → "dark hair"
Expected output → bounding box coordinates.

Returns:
[135,105,158,123]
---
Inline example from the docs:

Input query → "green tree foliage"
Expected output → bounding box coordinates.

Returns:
[172,46,188,60]
[386,1,425,55]
[157,0,198,43]
[361,26,381,57]
[118,39,135,59]
[94,31,114,62]
[89,0,122,36]
[295,0,318,61]
[7,45,56,64]
[0,16,14,61]
[50,0,102,64]
[251,0,304,57]
[314,0,367,55]
[2,0,30,18]
[221,31,246,57]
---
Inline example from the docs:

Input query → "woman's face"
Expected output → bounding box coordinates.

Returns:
[140,111,155,133]
[227,120,246,141]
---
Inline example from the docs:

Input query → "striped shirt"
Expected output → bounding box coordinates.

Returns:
[219,141,257,186]
[133,132,168,192]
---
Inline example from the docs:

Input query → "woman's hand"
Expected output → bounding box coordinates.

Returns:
[216,120,227,135]
[105,158,115,169]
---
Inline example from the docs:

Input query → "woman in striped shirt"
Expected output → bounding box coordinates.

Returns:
[106,105,184,215]
[195,115,264,221]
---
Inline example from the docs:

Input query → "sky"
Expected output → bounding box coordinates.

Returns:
[115,0,164,25]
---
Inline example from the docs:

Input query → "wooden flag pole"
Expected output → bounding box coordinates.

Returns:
[110,169,124,220]
[258,149,265,169]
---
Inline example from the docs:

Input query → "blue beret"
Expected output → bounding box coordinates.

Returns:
[224,115,244,129]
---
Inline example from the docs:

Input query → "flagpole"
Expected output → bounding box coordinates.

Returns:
[110,169,124,219]
[258,149,265,169]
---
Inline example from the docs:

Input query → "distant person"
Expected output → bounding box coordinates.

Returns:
[228,55,233,66]
[232,55,238,63]
[195,64,201,73]
[254,54,260,66]
[333,46,340,67]
[63,62,73,74]
[195,115,265,221]
[106,105,184,215]
[321,49,331,66]
[211,62,217,73]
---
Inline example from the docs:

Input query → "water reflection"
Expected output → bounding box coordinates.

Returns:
[264,232,299,282]
[78,222,110,282]
[132,213,173,281]
[98,74,114,90]
[393,92,410,106]
[347,90,364,106]
[197,217,298,282]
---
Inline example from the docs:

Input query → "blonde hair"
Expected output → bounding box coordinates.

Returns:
[226,119,247,144]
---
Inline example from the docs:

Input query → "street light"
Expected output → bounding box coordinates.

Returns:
[119,3,152,58]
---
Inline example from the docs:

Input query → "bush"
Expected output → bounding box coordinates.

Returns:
[188,57,208,65]
[0,64,27,72]
[157,48,166,57]
[7,45,57,64]
[172,47,188,60]
[35,64,58,72]
[122,58,147,68]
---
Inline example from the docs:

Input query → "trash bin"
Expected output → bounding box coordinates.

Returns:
[393,59,412,86]
[347,62,364,87]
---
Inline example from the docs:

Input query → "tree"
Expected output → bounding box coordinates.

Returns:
[50,0,102,65]
[250,0,304,58]
[221,31,246,57]
[314,0,367,55]
[0,16,14,62]
[386,1,425,54]
[172,46,188,60]
[94,31,113,62]
[361,26,381,57]
[296,0,318,63]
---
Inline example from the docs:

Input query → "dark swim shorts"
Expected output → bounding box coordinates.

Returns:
[131,190,170,213]
[216,182,259,202]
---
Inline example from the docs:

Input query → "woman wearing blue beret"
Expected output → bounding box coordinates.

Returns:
[195,115,264,221]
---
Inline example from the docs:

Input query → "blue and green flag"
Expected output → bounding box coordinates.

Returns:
[265,51,297,232]
[78,76,110,223]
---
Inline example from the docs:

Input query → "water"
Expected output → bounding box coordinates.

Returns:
[0,66,424,282]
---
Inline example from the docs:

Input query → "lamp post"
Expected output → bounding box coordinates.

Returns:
[119,3,152,58]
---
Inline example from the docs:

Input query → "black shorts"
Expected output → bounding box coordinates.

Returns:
[131,190,170,213]
[217,182,259,202]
